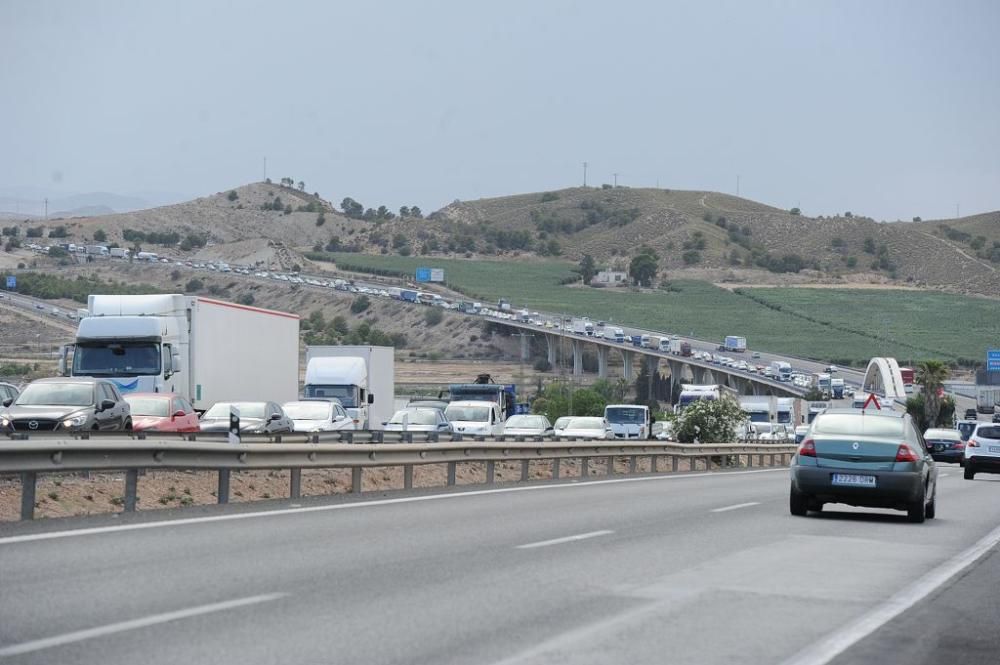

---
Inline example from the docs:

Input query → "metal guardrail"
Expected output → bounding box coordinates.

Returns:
[0,433,797,521]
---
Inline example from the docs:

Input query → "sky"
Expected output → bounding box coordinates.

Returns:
[1,0,998,221]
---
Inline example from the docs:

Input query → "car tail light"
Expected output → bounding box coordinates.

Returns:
[895,444,919,463]
[967,438,979,448]
[953,441,965,449]
[798,438,816,457]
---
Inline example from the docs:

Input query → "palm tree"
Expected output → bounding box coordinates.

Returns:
[916,360,949,426]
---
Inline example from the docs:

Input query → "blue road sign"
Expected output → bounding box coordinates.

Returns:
[5,275,14,289]
[988,349,1000,372]
[415,267,431,282]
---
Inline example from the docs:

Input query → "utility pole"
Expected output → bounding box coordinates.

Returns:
[511,331,534,395]
[736,175,740,197]
[43,198,48,220]
[613,173,619,187]
[582,162,588,187]
[263,156,267,182]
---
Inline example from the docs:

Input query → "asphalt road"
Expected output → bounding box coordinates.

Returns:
[2,464,1000,664]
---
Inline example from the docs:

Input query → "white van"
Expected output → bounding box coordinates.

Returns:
[444,400,503,436]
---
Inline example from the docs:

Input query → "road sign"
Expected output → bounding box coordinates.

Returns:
[988,349,1000,373]
[228,406,241,445]
[429,268,444,282]
[862,393,882,411]
[415,267,431,283]
[5,275,14,289]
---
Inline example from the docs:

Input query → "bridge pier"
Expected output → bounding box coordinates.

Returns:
[545,334,557,366]
[597,345,609,378]
[520,334,530,362]
[621,350,634,382]
[572,339,583,376]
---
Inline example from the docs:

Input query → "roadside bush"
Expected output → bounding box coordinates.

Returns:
[682,250,701,265]
[533,358,552,372]
[93,229,107,242]
[26,227,44,238]
[423,308,443,326]
[673,397,746,443]
[350,295,371,314]
[185,278,204,292]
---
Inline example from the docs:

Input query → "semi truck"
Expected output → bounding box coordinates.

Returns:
[675,384,722,412]
[59,294,299,410]
[813,373,832,395]
[770,361,792,382]
[443,373,520,423]
[807,401,830,423]
[775,397,794,424]
[400,290,418,303]
[724,336,747,353]
[668,339,692,356]
[572,319,594,336]
[830,377,845,399]
[303,346,395,430]
[899,367,915,393]
[739,396,774,423]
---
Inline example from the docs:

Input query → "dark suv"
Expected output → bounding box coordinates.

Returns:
[1,377,132,433]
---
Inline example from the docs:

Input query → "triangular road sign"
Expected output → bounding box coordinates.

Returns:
[863,393,882,411]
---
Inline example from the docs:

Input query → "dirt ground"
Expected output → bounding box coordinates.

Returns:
[0,456,705,522]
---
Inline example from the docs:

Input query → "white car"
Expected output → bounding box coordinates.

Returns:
[282,399,355,432]
[963,423,1000,479]
[556,416,608,440]
[444,401,503,436]
[502,414,553,438]
[552,416,572,437]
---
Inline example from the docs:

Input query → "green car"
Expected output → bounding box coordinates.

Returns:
[789,408,938,523]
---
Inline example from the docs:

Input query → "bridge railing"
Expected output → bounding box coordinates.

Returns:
[0,432,797,521]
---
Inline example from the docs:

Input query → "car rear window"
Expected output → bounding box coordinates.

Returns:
[975,426,1000,439]
[812,414,904,437]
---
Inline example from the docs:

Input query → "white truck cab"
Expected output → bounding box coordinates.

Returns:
[604,404,651,439]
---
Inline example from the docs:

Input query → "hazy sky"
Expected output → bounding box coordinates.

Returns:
[2,0,998,220]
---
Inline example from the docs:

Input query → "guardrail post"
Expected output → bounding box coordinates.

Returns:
[124,469,139,512]
[581,457,589,477]
[404,464,413,489]
[768,454,774,467]
[352,467,363,493]
[217,469,230,504]
[552,458,560,479]
[290,468,301,499]
[607,456,614,476]
[485,461,495,484]
[651,455,658,473]
[629,456,637,474]
[20,472,36,521]
[521,459,529,482]
[672,456,679,472]
[447,462,457,486]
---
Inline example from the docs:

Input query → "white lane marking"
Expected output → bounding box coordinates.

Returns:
[710,501,760,513]
[0,467,786,546]
[0,593,286,658]
[517,530,614,550]
[780,522,1000,665]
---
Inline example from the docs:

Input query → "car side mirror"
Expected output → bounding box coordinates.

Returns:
[367,394,375,405]
[333,414,344,421]
[1,398,11,408]
[173,410,186,418]
[100,399,115,412]
[437,422,450,429]
[269,413,281,421]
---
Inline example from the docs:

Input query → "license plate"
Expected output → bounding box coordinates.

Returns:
[831,473,877,488]
[990,446,1000,454]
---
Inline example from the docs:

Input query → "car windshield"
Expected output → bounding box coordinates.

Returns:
[124,397,170,417]
[73,342,161,376]
[566,417,604,430]
[553,417,571,430]
[445,406,491,422]
[975,426,1000,440]
[390,409,439,425]
[15,383,93,407]
[506,415,547,429]
[605,408,644,424]
[754,423,774,434]
[812,414,904,437]
[282,402,332,421]
[203,402,266,419]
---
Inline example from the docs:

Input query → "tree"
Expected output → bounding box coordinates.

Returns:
[350,295,371,314]
[297,181,305,191]
[185,278,204,292]
[916,360,949,428]
[93,229,107,242]
[227,190,238,201]
[912,216,922,222]
[409,206,422,219]
[284,204,293,215]
[673,397,746,443]
[341,197,364,218]
[863,237,876,254]
[424,308,443,326]
[48,225,68,238]
[578,254,597,285]
[790,207,801,216]
[399,206,410,218]
[629,247,658,286]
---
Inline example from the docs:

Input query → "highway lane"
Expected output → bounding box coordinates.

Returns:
[2,465,1000,664]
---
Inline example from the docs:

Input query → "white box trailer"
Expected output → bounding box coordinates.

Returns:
[61,294,300,410]
[304,346,395,429]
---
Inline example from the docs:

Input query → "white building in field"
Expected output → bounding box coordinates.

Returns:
[594,270,628,285]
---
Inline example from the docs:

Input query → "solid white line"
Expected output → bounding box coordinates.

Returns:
[710,501,760,513]
[517,530,614,549]
[780,522,1000,665]
[0,467,786,546]
[0,593,286,658]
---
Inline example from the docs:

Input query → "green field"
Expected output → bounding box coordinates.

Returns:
[322,253,996,366]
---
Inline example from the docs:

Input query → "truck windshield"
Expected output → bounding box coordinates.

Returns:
[605,408,644,424]
[303,385,357,407]
[74,342,160,376]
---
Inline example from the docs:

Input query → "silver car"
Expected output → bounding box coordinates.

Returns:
[282,399,355,433]
[199,401,293,435]
[384,407,452,433]
[502,414,553,437]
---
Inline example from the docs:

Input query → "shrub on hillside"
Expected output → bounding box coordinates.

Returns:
[424,308,443,326]
[227,190,238,201]
[93,229,107,242]
[350,295,371,314]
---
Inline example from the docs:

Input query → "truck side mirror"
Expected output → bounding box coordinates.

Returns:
[367,394,375,405]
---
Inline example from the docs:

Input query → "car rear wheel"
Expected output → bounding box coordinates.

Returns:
[964,464,976,480]
[789,486,808,517]
[907,486,926,523]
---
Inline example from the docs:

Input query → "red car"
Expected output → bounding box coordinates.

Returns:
[123,393,200,432]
